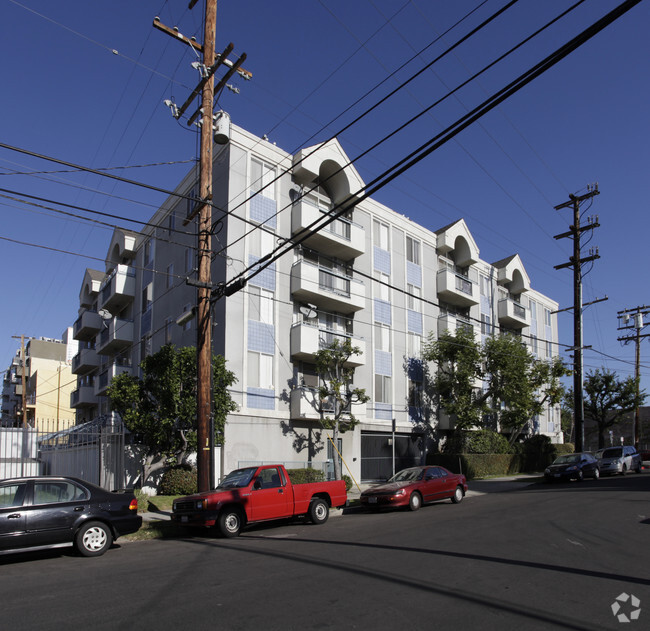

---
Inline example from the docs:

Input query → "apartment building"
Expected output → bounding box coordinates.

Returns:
[1,335,77,430]
[69,123,560,481]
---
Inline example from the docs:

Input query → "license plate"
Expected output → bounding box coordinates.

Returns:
[181,516,188,523]
[369,497,377,504]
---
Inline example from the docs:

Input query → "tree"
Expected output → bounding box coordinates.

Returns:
[578,368,646,449]
[314,338,369,481]
[422,326,487,431]
[423,328,569,444]
[107,345,237,486]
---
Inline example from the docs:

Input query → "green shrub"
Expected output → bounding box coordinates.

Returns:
[134,488,152,513]
[427,453,519,479]
[286,468,325,484]
[342,475,353,492]
[159,466,197,496]
[465,429,511,454]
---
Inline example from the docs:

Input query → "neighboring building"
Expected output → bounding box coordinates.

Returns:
[69,123,561,481]
[1,336,77,430]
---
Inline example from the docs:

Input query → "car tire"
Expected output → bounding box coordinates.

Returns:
[622,465,628,476]
[451,486,464,504]
[576,470,584,482]
[309,498,329,525]
[408,492,422,511]
[218,508,243,538]
[635,462,642,474]
[592,468,600,480]
[75,521,112,557]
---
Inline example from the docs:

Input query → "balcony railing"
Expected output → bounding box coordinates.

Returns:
[290,323,365,366]
[98,265,136,313]
[96,317,134,355]
[73,310,102,341]
[497,298,529,328]
[289,386,364,420]
[436,268,478,307]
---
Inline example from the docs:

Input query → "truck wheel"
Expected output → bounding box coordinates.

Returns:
[309,498,329,525]
[75,521,112,557]
[218,509,243,538]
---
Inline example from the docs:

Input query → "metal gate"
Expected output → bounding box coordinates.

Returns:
[361,431,423,481]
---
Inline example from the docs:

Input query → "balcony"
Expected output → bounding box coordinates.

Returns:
[96,317,134,355]
[73,310,102,341]
[70,386,97,409]
[291,260,365,314]
[71,347,100,375]
[98,265,136,314]
[437,268,478,307]
[498,298,530,328]
[438,313,474,337]
[290,387,366,421]
[95,362,132,396]
[291,200,365,259]
[290,323,365,366]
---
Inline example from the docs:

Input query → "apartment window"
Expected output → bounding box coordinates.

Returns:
[248,351,274,389]
[166,263,174,289]
[168,211,176,234]
[375,323,391,352]
[186,184,198,218]
[408,379,423,408]
[480,275,491,298]
[142,283,152,312]
[185,248,193,274]
[407,284,421,311]
[143,240,153,266]
[251,157,276,200]
[182,303,192,332]
[164,318,172,345]
[374,271,390,301]
[373,219,389,250]
[408,333,422,358]
[249,286,274,325]
[249,227,275,258]
[375,374,392,404]
[546,340,553,358]
[531,335,538,355]
[481,314,492,335]
[406,236,420,265]
[544,308,552,327]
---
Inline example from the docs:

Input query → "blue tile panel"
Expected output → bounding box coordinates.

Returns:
[407,310,423,335]
[250,193,277,229]
[373,246,391,275]
[375,350,392,377]
[248,255,276,291]
[375,403,393,420]
[406,261,422,288]
[374,298,392,325]
[248,320,275,355]
[247,387,275,410]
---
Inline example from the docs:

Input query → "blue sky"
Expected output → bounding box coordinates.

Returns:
[1,0,649,394]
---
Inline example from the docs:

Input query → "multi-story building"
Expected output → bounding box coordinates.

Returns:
[1,336,77,430]
[70,123,561,481]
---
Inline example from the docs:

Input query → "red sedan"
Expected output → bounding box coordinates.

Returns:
[360,465,468,511]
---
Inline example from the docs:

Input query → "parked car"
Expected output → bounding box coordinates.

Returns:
[596,446,642,475]
[0,476,141,557]
[360,466,467,511]
[641,450,650,470]
[172,464,347,537]
[543,452,600,482]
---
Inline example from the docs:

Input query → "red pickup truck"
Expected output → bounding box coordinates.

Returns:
[172,464,347,537]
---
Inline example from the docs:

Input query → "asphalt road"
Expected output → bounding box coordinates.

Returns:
[2,474,649,631]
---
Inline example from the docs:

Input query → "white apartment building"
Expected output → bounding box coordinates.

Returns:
[69,123,561,482]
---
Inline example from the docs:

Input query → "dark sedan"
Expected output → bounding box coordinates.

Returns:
[360,466,468,511]
[543,453,600,482]
[0,476,141,557]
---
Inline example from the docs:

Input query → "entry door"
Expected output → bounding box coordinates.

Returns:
[249,467,292,521]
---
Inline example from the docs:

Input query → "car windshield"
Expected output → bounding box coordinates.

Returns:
[217,467,257,489]
[389,468,423,482]
[602,448,622,458]
[553,455,580,465]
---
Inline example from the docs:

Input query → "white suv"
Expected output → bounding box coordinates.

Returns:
[596,446,642,475]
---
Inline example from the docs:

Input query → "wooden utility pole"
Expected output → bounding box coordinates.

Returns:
[617,305,650,449]
[155,2,249,492]
[554,185,600,452]
[11,335,28,428]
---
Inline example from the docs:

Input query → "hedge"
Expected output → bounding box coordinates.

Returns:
[285,468,325,484]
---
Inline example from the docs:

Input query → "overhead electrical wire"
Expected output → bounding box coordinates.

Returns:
[221,0,642,296]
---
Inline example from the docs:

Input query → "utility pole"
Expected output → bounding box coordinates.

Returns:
[155,1,250,492]
[617,305,650,449]
[11,335,28,428]
[553,185,601,452]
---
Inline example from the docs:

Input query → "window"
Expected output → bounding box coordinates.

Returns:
[546,340,553,358]
[408,379,423,408]
[408,333,421,358]
[480,275,491,298]
[251,157,276,200]
[33,481,86,504]
[168,211,176,234]
[143,240,153,265]
[544,308,552,327]
[248,351,273,389]
[185,248,193,274]
[374,271,390,301]
[531,335,538,355]
[406,236,420,265]
[249,227,275,257]
[182,303,192,332]
[0,483,26,508]
[407,284,421,311]
[249,286,274,325]
[375,374,391,403]
[165,318,173,344]
[166,263,174,289]
[186,184,199,218]
[375,323,391,352]
[481,314,492,335]
[373,219,389,250]
[142,283,152,312]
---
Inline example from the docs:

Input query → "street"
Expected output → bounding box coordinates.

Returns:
[1,474,649,631]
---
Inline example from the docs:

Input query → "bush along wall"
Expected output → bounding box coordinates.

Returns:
[285,468,325,484]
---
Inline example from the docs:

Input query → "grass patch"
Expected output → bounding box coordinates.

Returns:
[135,493,181,514]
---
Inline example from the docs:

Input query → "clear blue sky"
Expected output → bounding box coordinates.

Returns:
[1,0,649,394]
